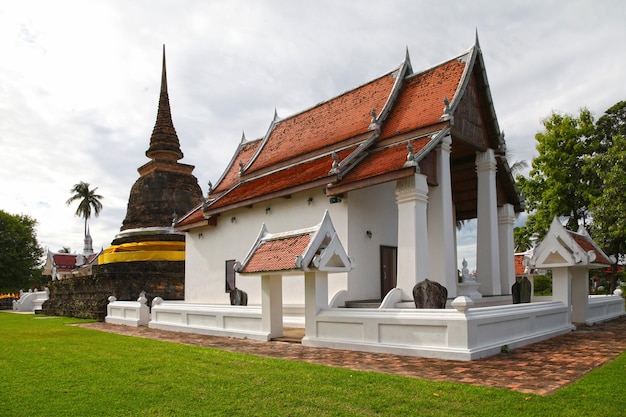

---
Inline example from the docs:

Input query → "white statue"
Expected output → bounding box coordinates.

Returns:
[461,258,476,282]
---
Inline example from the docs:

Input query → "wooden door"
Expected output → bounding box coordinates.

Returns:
[380,246,397,299]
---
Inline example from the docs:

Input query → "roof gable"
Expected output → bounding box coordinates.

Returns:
[379,54,468,140]
[531,217,613,269]
[237,211,354,274]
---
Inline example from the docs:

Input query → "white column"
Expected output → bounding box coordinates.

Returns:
[304,271,328,337]
[396,173,429,300]
[551,267,572,323]
[498,204,516,295]
[570,268,589,324]
[428,135,457,297]
[475,149,501,296]
[261,274,283,339]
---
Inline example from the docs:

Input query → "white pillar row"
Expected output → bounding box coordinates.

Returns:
[261,273,283,339]
[475,149,501,296]
[427,135,457,297]
[395,173,430,300]
[498,203,516,295]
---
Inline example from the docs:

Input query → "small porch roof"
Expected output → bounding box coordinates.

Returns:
[236,211,355,275]
[531,217,614,269]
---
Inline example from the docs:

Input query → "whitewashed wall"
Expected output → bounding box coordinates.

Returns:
[185,187,347,305]
[346,183,398,300]
[184,182,399,305]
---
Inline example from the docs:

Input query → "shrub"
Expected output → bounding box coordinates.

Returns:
[533,274,552,296]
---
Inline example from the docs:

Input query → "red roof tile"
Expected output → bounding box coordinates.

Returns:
[52,254,79,268]
[212,139,262,194]
[514,254,526,275]
[339,136,432,186]
[245,72,398,174]
[380,58,466,140]
[241,233,311,273]
[569,232,612,265]
[207,146,355,212]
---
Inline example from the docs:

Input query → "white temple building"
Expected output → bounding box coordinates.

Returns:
[105,38,624,360]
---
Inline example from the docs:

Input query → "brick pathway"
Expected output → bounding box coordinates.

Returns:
[78,315,626,396]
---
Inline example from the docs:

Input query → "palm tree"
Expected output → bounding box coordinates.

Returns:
[66,182,103,237]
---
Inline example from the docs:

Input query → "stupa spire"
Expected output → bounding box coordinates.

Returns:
[145,45,184,162]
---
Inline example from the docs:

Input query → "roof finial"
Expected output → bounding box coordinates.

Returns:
[240,131,247,143]
[474,28,481,48]
[404,46,413,74]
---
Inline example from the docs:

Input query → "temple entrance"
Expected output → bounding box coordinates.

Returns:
[380,246,397,298]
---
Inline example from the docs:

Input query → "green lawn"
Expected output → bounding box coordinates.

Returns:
[0,312,623,416]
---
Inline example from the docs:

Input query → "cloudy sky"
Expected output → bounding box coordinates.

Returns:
[1,1,624,269]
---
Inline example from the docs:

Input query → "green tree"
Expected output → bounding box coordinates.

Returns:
[586,101,626,290]
[66,182,103,237]
[0,210,44,291]
[516,109,595,240]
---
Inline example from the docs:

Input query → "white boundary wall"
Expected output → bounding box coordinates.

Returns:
[149,301,269,340]
[105,294,150,326]
[302,301,574,361]
[145,299,574,360]
[586,295,625,325]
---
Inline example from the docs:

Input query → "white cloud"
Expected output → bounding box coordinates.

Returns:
[1,0,625,260]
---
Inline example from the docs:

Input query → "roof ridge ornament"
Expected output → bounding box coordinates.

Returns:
[404,141,418,168]
[497,131,507,154]
[368,108,380,131]
[330,152,339,174]
[240,131,247,143]
[440,96,454,124]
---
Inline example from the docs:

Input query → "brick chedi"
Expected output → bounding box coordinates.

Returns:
[43,46,203,320]
[118,47,203,236]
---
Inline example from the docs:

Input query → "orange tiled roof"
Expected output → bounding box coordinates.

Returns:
[241,233,311,273]
[245,72,398,174]
[337,136,433,188]
[177,46,478,229]
[514,254,526,275]
[212,139,262,195]
[205,146,356,213]
[569,232,612,265]
[380,57,466,140]
[52,254,79,268]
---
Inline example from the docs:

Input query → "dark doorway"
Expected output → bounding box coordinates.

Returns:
[225,259,236,293]
[380,246,397,299]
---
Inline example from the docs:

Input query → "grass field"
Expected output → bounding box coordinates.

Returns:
[1,312,624,416]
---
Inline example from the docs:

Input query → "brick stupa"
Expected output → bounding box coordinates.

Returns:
[43,47,203,320]
[114,49,203,240]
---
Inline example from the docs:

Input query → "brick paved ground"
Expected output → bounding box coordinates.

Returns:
[78,315,626,396]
